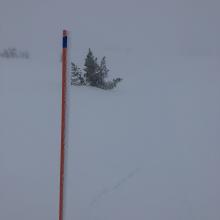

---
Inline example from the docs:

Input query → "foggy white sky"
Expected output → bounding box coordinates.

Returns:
[0,0,220,60]
[1,1,220,220]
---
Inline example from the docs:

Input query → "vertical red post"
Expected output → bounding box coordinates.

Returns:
[59,30,68,220]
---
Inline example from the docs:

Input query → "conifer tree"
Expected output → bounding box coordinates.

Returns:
[71,62,85,85]
[71,48,122,90]
[84,49,99,86]
[97,56,109,82]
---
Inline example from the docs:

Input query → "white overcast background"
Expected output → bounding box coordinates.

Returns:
[1,0,220,220]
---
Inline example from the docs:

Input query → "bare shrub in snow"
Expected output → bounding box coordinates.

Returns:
[0,48,30,59]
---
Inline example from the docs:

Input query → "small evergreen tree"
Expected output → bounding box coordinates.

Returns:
[71,48,122,90]
[96,56,109,84]
[71,62,85,85]
[99,77,123,90]
[84,49,100,86]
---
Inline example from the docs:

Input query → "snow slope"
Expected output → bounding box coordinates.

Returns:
[66,55,220,220]
[0,60,60,219]
[1,55,220,220]
[1,0,220,219]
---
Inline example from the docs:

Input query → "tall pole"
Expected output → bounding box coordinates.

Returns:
[59,30,68,220]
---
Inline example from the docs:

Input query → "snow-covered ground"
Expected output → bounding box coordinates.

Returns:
[1,55,220,220]
[66,56,220,220]
[1,0,220,219]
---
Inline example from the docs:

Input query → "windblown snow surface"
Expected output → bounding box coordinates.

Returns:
[1,1,220,220]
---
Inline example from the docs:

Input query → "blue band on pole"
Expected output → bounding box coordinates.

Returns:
[63,36,67,48]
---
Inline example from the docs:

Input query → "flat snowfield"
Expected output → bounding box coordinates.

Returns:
[1,55,220,220]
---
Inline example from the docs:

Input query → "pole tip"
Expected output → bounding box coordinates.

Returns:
[63,30,68,37]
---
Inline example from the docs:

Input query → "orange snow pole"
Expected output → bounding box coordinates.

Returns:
[59,30,68,220]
